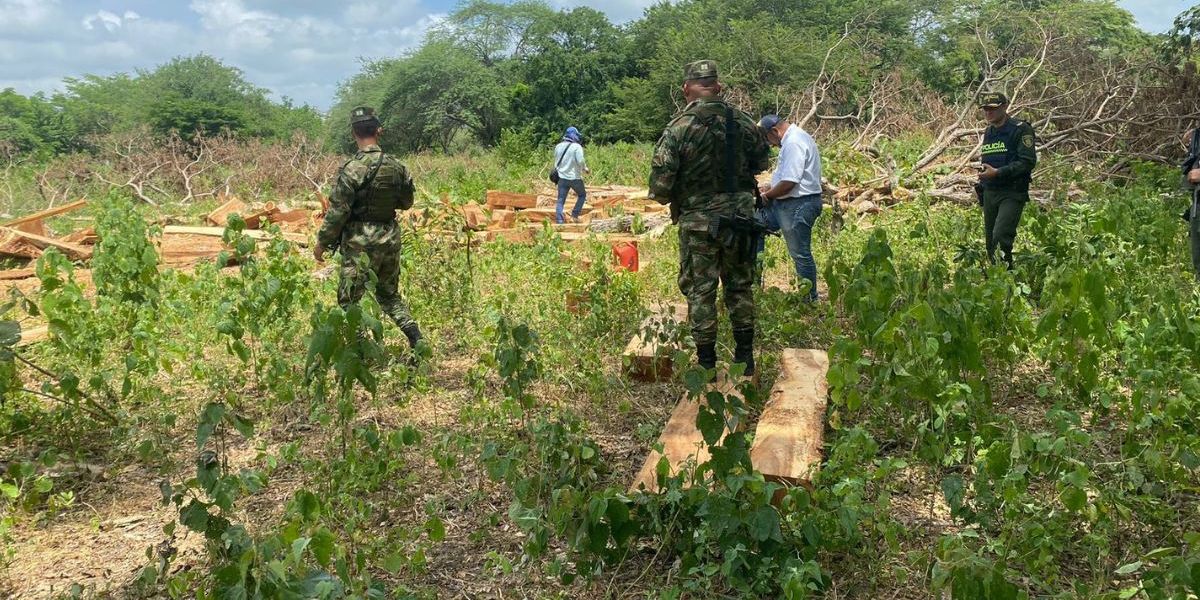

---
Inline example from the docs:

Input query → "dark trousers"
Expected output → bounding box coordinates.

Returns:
[1190,190,1200,279]
[981,189,1027,268]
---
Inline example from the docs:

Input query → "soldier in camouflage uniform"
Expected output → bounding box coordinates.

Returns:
[315,106,424,354]
[648,60,771,375]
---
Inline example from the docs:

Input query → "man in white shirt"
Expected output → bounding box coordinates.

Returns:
[756,114,824,301]
[552,126,590,223]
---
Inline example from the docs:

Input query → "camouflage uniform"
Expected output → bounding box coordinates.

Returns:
[317,107,421,343]
[648,61,770,362]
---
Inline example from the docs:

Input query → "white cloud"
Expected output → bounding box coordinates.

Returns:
[83,10,125,32]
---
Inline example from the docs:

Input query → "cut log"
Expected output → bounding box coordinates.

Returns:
[161,225,308,246]
[488,209,516,230]
[14,221,47,237]
[749,349,829,488]
[630,372,745,494]
[16,325,49,347]
[242,203,280,229]
[486,191,538,210]
[60,227,98,245]
[459,203,488,231]
[205,196,249,227]
[3,199,88,230]
[0,228,92,260]
[624,302,688,382]
[0,268,36,280]
[0,235,42,259]
[485,228,535,244]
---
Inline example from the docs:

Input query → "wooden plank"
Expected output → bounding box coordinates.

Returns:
[0,228,92,260]
[59,227,97,245]
[486,190,537,210]
[630,373,743,493]
[205,196,249,227]
[749,349,829,487]
[3,199,88,227]
[459,203,488,231]
[624,303,689,382]
[0,268,36,280]
[161,226,308,246]
[16,325,49,347]
[487,209,516,230]
[14,221,47,237]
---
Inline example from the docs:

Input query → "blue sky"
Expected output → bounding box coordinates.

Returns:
[0,0,1187,111]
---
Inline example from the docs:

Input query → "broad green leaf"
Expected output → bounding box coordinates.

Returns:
[311,527,335,568]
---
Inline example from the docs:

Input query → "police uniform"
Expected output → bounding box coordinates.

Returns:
[317,106,423,350]
[978,92,1037,267]
[648,60,771,373]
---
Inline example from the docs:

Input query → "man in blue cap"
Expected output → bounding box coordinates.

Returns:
[756,114,824,302]
[551,126,590,223]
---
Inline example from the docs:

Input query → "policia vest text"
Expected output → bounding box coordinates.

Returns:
[980,119,1035,193]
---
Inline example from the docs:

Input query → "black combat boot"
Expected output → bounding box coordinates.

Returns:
[696,342,717,375]
[401,323,424,366]
[733,329,755,378]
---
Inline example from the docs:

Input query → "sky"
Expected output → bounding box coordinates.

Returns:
[0,0,1188,112]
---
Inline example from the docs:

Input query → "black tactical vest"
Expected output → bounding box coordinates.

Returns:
[980,120,1031,190]
[350,152,413,222]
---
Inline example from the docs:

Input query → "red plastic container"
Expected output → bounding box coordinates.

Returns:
[612,241,639,272]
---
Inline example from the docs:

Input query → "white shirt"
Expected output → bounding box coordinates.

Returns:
[552,141,587,181]
[770,125,822,197]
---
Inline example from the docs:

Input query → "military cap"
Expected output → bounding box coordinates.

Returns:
[978,92,1008,108]
[350,106,380,125]
[683,60,718,81]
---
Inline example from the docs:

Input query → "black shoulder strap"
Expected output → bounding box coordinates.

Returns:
[358,153,386,193]
[722,106,739,194]
[555,143,574,168]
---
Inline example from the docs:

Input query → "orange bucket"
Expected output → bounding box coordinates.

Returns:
[612,241,639,272]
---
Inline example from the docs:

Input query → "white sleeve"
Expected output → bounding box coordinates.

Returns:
[775,140,808,184]
[574,145,586,171]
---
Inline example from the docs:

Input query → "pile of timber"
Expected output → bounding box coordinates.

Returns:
[0,200,94,261]
[0,195,314,276]
[453,187,670,243]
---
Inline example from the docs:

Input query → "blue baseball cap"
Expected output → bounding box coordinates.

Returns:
[758,114,783,131]
[564,126,581,142]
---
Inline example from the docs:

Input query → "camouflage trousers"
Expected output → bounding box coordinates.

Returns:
[337,241,417,331]
[677,225,755,346]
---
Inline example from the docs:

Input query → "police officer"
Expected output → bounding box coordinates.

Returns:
[315,106,424,357]
[977,92,1037,268]
[1183,127,1200,278]
[648,60,771,376]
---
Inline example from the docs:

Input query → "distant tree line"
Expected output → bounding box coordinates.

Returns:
[3,0,1199,162]
[328,0,1199,155]
[0,55,321,158]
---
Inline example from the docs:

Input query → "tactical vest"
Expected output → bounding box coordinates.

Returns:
[980,120,1032,190]
[350,152,413,222]
[674,100,757,201]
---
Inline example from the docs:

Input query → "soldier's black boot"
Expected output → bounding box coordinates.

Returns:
[401,323,424,366]
[696,343,717,377]
[733,329,755,378]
